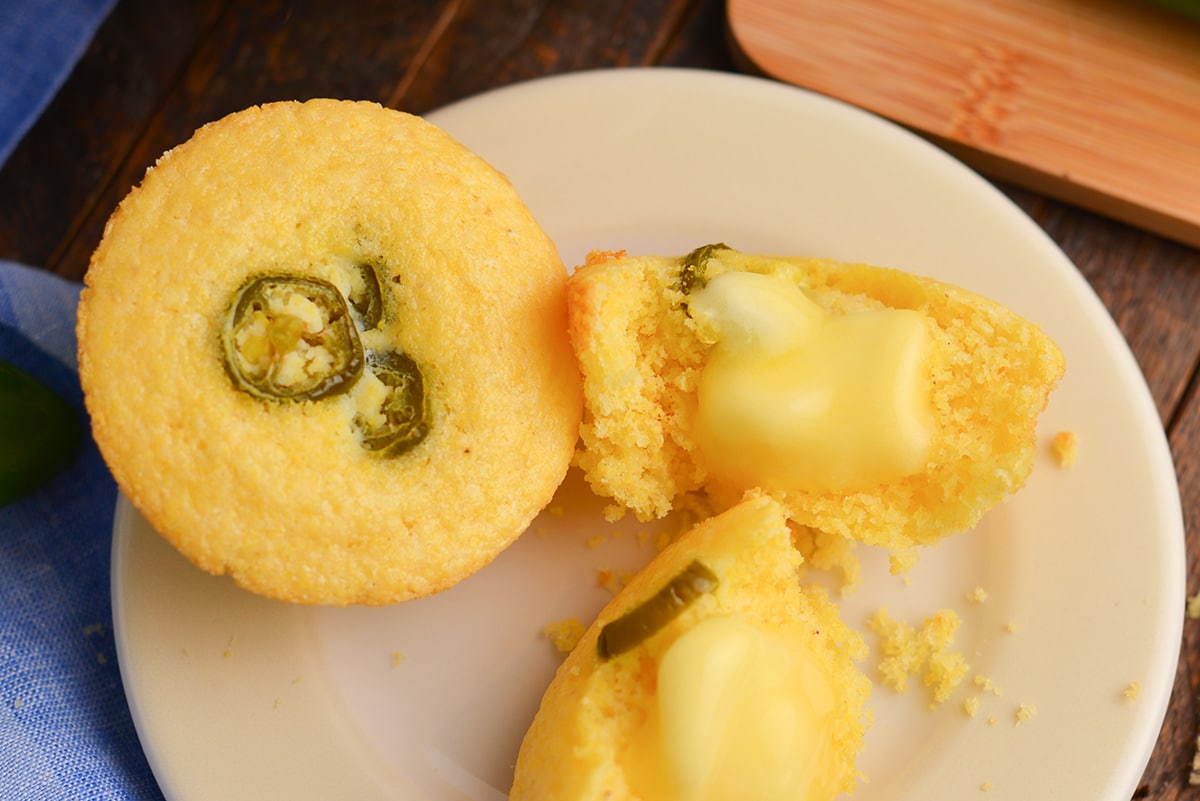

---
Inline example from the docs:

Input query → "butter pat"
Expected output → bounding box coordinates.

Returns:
[653,615,837,801]
[688,271,933,491]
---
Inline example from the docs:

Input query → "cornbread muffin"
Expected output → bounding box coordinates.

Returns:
[78,99,581,605]
[512,492,870,801]
[568,245,1065,570]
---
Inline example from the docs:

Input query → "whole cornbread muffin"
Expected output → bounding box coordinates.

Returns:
[568,245,1065,571]
[511,492,870,801]
[78,99,581,605]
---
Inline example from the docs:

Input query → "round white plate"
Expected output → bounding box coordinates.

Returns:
[112,68,1185,801]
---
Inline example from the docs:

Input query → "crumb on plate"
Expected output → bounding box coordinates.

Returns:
[543,617,586,654]
[868,607,968,707]
[597,567,635,595]
[965,586,988,604]
[1052,430,1078,468]
[975,674,1003,697]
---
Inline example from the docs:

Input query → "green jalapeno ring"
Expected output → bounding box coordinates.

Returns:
[597,560,720,660]
[355,349,430,457]
[219,269,433,458]
[677,242,730,297]
[348,262,385,331]
[221,274,364,402]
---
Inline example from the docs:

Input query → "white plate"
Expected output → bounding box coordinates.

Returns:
[112,68,1185,801]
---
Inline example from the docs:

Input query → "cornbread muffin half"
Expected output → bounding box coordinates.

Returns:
[511,492,870,801]
[568,245,1064,570]
[78,99,581,605]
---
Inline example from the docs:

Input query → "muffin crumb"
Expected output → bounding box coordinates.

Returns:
[1052,430,1078,468]
[543,617,586,654]
[964,586,988,604]
[868,607,968,707]
[974,674,1003,697]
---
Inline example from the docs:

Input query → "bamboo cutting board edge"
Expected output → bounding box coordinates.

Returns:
[725,0,1200,250]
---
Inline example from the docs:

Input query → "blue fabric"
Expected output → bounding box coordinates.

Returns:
[1,3,164,794]
[0,0,118,168]
[0,261,163,800]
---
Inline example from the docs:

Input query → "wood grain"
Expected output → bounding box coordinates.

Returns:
[47,0,451,283]
[1162,371,1200,798]
[727,0,1200,248]
[1038,201,1200,422]
[1,0,738,283]
[0,0,225,279]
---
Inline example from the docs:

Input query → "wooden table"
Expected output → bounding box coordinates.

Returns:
[1,0,1195,798]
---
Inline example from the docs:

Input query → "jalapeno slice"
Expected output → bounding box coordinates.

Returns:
[0,359,81,506]
[678,242,730,296]
[347,263,384,330]
[355,350,429,456]
[597,560,719,660]
[222,275,363,401]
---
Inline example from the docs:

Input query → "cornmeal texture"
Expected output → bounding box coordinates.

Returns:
[567,247,1065,570]
[78,99,581,605]
[511,492,870,801]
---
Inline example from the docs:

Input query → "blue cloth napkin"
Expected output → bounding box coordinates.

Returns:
[0,0,118,168]
[0,261,163,800]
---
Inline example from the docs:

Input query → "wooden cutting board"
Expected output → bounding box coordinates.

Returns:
[726,0,1200,248]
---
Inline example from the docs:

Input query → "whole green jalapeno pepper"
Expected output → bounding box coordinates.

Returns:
[0,359,81,506]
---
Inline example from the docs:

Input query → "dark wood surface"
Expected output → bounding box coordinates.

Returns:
[2,0,1196,798]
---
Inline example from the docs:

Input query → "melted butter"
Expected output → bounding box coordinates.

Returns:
[631,616,838,801]
[688,270,932,491]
